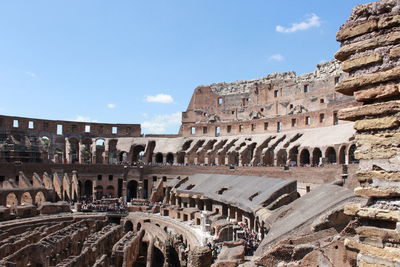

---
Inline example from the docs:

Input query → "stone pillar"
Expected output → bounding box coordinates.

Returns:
[92,179,97,200]
[188,247,212,267]
[104,139,109,164]
[78,140,84,164]
[335,3,400,266]
[91,140,97,164]
[65,138,71,164]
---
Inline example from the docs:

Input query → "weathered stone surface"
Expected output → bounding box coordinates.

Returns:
[354,117,400,131]
[337,20,378,42]
[354,187,400,198]
[378,15,400,29]
[357,171,400,182]
[341,53,383,72]
[356,226,400,243]
[336,66,400,95]
[354,84,400,102]
[345,239,400,262]
[338,100,400,121]
[355,147,398,160]
[389,46,400,59]
[356,132,400,148]
[335,31,400,62]
[346,206,400,222]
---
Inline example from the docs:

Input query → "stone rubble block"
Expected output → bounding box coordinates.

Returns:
[335,65,400,95]
[339,100,400,120]
[354,117,400,131]
[341,53,383,72]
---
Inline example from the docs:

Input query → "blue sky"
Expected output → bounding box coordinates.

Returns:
[0,0,371,134]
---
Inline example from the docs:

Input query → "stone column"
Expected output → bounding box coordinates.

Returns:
[335,4,400,266]
[91,139,96,164]
[78,140,84,164]
[65,138,71,164]
[104,139,109,164]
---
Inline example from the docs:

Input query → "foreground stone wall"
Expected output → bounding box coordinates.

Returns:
[335,0,400,266]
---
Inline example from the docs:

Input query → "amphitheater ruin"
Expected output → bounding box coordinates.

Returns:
[0,0,399,266]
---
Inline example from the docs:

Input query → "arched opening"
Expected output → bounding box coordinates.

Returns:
[155,153,163,164]
[137,222,142,231]
[119,151,128,163]
[152,247,165,267]
[262,149,274,166]
[6,193,18,207]
[108,139,118,164]
[349,144,358,164]
[124,221,133,232]
[127,180,138,201]
[289,146,299,167]
[68,138,80,163]
[177,152,185,164]
[132,145,145,163]
[228,152,239,166]
[21,192,33,205]
[78,180,82,196]
[299,149,310,166]
[276,149,287,166]
[325,147,337,164]
[40,136,51,162]
[312,148,322,166]
[166,153,174,164]
[106,185,115,197]
[95,139,105,164]
[81,138,92,164]
[35,191,46,205]
[339,146,347,164]
[95,185,103,200]
[84,180,93,197]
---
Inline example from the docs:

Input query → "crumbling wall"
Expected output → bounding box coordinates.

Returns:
[335,1,400,266]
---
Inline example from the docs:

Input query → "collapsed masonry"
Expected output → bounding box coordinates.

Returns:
[335,0,400,266]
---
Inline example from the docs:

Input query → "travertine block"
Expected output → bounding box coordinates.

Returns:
[339,100,400,121]
[354,117,399,131]
[337,20,378,42]
[342,53,382,72]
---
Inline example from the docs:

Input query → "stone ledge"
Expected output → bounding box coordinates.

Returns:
[336,66,400,96]
[389,46,400,59]
[338,100,400,121]
[355,147,398,160]
[337,20,378,42]
[342,53,383,72]
[354,84,400,102]
[356,226,400,243]
[354,187,400,198]
[345,205,400,222]
[354,117,399,131]
[335,32,400,62]
[356,132,400,148]
[345,239,400,262]
[357,171,400,183]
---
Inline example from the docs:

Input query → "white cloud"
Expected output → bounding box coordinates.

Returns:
[269,54,285,62]
[276,13,321,33]
[26,71,37,78]
[107,103,116,109]
[72,115,97,122]
[141,112,181,134]
[145,94,174,104]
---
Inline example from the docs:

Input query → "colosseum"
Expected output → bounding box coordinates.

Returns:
[0,0,399,266]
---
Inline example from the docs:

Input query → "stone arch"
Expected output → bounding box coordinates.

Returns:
[312,148,322,166]
[106,185,115,197]
[124,220,133,232]
[95,139,105,164]
[21,192,33,205]
[6,192,18,207]
[68,138,80,164]
[262,149,274,166]
[95,185,103,200]
[84,180,93,197]
[228,151,239,166]
[166,153,174,164]
[132,145,145,162]
[35,191,46,205]
[348,144,358,164]
[127,180,138,201]
[339,145,347,164]
[276,149,287,166]
[325,147,337,164]
[289,146,299,166]
[153,246,165,267]
[299,149,310,166]
[119,151,128,163]
[155,153,163,164]
[177,152,185,164]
